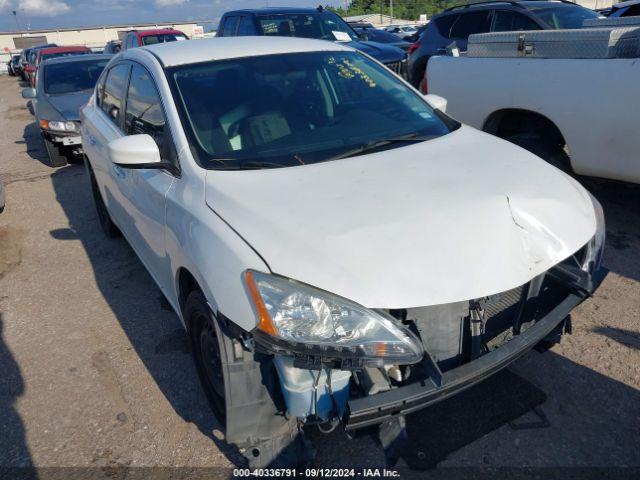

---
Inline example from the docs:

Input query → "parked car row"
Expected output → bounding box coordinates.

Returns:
[7,2,619,469]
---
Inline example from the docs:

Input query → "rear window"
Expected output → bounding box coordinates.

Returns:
[532,5,600,29]
[44,59,109,95]
[141,33,187,45]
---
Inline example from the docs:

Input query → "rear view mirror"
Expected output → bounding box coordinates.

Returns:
[108,134,161,167]
[22,88,36,99]
[424,94,447,113]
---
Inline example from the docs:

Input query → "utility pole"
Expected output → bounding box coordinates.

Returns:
[390,0,394,23]
[12,10,21,32]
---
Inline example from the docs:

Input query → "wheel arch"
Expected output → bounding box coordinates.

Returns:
[482,108,567,150]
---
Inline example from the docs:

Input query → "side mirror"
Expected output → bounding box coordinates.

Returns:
[358,33,369,41]
[108,134,161,168]
[424,93,447,113]
[22,87,36,99]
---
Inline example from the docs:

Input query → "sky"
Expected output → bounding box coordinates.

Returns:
[0,0,346,32]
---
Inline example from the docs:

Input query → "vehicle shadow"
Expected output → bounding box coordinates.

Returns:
[48,165,245,468]
[582,178,640,283]
[19,123,50,167]
[0,313,37,478]
[592,326,640,351]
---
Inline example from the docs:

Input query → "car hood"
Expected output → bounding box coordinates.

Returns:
[204,126,596,309]
[45,91,92,121]
[346,40,406,64]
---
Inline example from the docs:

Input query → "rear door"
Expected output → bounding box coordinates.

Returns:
[82,62,132,231]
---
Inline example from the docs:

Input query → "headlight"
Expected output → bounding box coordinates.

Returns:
[40,120,77,132]
[581,194,605,274]
[244,270,424,368]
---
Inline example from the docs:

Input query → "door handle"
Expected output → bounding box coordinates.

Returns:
[88,135,97,146]
[113,165,126,178]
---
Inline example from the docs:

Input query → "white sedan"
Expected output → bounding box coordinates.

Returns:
[81,37,605,468]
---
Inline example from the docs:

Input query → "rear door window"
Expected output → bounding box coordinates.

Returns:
[435,14,460,38]
[450,11,491,39]
[621,5,640,16]
[100,63,131,128]
[492,11,541,31]
[237,16,257,36]
[220,16,239,36]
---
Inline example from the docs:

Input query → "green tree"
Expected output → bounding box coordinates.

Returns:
[330,0,460,21]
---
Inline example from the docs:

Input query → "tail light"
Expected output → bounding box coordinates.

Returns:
[419,73,428,94]
[407,42,420,56]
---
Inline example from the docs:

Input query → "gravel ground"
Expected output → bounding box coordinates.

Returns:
[0,74,638,476]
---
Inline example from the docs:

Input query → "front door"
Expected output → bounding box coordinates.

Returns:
[117,63,177,294]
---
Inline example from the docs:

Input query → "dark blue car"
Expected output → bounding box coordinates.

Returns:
[217,7,407,77]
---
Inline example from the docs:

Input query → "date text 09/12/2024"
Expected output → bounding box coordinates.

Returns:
[233,468,401,477]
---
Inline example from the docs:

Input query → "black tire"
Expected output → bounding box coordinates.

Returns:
[186,290,227,420]
[506,133,572,174]
[87,162,120,238]
[43,137,68,168]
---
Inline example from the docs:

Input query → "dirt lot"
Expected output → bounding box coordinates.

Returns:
[0,74,639,476]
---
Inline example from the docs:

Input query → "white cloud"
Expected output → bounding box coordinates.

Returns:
[0,0,10,12]
[18,0,70,17]
[154,0,187,6]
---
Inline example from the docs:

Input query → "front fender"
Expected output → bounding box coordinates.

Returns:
[165,170,268,331]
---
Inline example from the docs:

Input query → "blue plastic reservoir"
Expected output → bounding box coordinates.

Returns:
[273,357,351,420]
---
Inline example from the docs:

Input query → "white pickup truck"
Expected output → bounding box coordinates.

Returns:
[426,27,640,184]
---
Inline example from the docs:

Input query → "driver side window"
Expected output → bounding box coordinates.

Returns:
[124,64,176,164]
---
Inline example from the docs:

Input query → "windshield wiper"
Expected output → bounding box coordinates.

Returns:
[327,133,434,161]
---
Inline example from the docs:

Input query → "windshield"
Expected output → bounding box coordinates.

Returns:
[170,51,453,170]
[142,33,187,45]
[257,12,359,41]
[41,51,89,63]
[44,59,109,95]
[533,5,601,29]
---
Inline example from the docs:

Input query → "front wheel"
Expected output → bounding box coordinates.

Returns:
[186,290,227,420]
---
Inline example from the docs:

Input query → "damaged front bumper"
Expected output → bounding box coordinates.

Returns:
[345,266,607,430]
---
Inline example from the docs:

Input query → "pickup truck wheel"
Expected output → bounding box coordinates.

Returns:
[88,167,120,238]
[43,138,68,168]
[187,291,227,420]
[506,133,571,174]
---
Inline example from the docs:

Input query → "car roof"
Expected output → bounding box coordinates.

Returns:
[224,7,325,15]
[438,0,580,16]
[42,53,113,66]
[38,46,91,55]
[613,0,640,7]
[132,28,185,36]
[136,36,352,68]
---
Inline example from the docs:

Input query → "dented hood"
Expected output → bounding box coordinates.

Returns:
[204,126,596,308]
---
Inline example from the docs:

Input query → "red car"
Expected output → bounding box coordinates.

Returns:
[121,28,188,50]
[29,46,91,87]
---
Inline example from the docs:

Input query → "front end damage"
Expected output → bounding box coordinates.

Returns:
[221,240,606,468]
